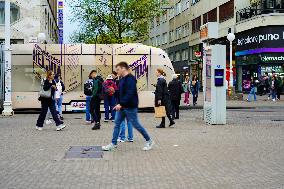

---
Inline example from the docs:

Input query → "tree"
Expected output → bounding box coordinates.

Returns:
[68,0,167,44]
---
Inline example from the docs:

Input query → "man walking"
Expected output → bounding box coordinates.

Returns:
[102,62,154,151]
[168,74,183,120]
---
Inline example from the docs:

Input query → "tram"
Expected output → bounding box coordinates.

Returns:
[11,43,175,111]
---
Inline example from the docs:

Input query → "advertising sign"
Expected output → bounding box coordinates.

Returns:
[200,22,219,42]
[58,1,64,44]
[236,26,284,51]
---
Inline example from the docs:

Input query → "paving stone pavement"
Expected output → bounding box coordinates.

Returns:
[0,109,283,189]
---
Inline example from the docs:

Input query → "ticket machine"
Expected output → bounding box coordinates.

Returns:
[203,45,226,125]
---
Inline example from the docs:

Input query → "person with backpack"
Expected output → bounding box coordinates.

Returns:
[54,74,65,120]
[103,75,117,122]
[84,71,95,124]
[90,70,104,130]
[36,70,66,131]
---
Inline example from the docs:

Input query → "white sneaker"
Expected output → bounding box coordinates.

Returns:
[85,121,91,125]
[102,143,117,151]
[56,124,66,131]
[117,138,125,143]
[45,120,52,125]
[273,99,276,102]
[36,126,43,131]
[143,140,154,151]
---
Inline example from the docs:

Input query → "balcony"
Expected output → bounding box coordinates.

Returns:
[236,4,284,23]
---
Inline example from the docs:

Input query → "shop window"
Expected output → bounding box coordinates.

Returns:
[0,2,20,24]
[176,27,182,40]
[192,16,201,33]
[203,8,217,24]
[219,0,234,23]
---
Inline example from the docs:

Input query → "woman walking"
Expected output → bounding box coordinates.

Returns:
[190,75,199,106]
[183,75,190,106]
[54,74,65,120]
[103,75,117,122]
[155,68,175,128]
[36,70,66,131]
[247,76,257,102]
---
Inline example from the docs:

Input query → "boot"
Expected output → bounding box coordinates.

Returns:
[92,123,101,130]
[156,118,165,128]
[169,116,175,127]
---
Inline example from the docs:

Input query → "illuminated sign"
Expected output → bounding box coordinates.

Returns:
[58,1,64,44]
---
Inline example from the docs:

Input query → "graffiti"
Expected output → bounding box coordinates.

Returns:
[33,44,62,79]
[129,55,148,91]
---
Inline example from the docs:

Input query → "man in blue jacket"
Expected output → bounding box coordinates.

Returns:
[102,62,154,151]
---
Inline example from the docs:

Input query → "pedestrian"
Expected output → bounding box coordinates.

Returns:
[168,74,183,120]
[36,70,66,131]
[103,75,117,122]
[247,76,257,102]
[102,62,154,151]
[84,71,95,124]
[271,76,277,101]
[155,68,175,128]
[190,75,199,106]
[90,70,104,130]
[183,75,190,106]
[276,75,283,100]
[54,74,65,120]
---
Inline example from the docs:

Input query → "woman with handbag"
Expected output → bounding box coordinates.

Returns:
[36,70,66,131]
[155,68,175,128]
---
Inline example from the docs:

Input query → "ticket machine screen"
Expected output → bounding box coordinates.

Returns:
[214,69,224,86]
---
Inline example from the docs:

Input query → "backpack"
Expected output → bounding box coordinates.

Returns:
[92,78,100,98]
[84,79,93,96]
[103,81,115,97]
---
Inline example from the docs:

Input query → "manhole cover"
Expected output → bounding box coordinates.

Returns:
[64,146,103,159]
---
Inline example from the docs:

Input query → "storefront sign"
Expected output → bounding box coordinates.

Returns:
[236,26,284,51]
[200,22,218,42]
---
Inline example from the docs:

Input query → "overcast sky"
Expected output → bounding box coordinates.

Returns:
[63,0,79,43]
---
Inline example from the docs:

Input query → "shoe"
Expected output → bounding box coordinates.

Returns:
[45,120,52,125]
[169,121,175,127]
[60,116,64,120]
[127,139,134,142]
[92,123,101,130]
[110,117,115,122]
[36,126,43,131]
[56,124,66,131]
[104,118,109,122]
[117,138,125,143]
[85,121,91,125]
[156,125,165,128]
[273,99,276,102]
[102,143,117,151]
[268,97,270,100]
[143,140,154,151]
[175,117,179,120]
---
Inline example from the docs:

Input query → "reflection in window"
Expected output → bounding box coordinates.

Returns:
[0,2,20,24]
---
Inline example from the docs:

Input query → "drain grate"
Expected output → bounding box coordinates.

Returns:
[64,146,103,159]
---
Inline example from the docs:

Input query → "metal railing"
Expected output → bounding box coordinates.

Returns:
[236,7,284,23]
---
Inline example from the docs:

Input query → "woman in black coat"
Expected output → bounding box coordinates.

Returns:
[155,68,175,128]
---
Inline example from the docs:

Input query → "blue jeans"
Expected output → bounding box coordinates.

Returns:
[119,118,133,141]
[55,95,63,115]
[86,96,92,121]
[104,96,115,120]
[272,89,277,100]
[248,87,257,102]
[111,108,150,145]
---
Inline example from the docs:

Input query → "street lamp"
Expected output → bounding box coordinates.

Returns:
[2,0,13,116]
[227,32,235,95]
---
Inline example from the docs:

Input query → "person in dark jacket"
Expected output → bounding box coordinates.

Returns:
[36,70,66,131]
[90,70,104,130]
[168,74,183,120]
[155,68,175,128]
[190,75,200,106]
[102,62,154,151]
[247,76,257,102]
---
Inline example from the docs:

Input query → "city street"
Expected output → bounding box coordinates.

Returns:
[0,107,283,189]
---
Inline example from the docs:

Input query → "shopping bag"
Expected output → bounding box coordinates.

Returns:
[154,106,166,118]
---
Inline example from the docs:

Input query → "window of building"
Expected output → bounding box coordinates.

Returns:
[175,51,181,61]
[169,8,175,19]
[182,49,189,61]
[169,30,175,42]
[169,53,174,61]
[162,32,168,44]
[203,8,217,24]
[0,2,20,24]
[191,16,201,33]
[219,0,234,23]
[183,23,190,37]
[175,2,182,15]
[176,27,182,40]
[161,11,167,23]
[192,0,200,5]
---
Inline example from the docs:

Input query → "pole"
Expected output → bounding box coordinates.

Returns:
[2,0,14,116]
[229,41,233,90]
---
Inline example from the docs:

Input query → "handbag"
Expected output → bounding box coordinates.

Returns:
[38,80,51,98]
[154,106,166,118]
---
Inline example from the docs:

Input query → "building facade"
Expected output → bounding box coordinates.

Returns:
[146,0,284,92]
[0,0,59,44]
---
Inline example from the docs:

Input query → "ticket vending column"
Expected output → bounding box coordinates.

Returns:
[204,45,226,125]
